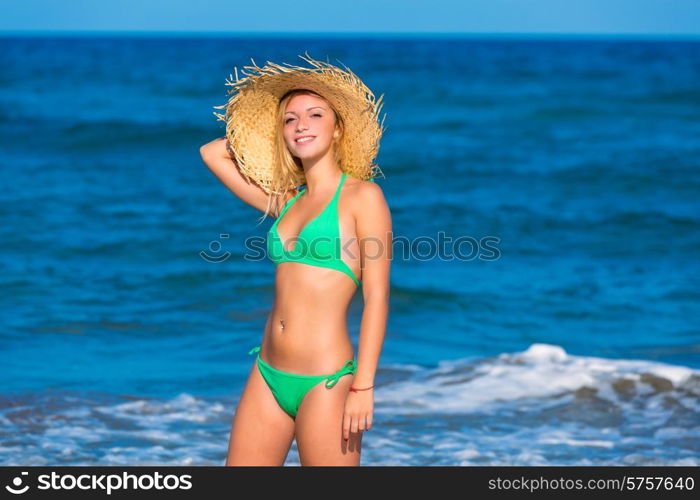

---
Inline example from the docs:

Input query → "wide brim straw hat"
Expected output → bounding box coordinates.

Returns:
[212,51,387,195]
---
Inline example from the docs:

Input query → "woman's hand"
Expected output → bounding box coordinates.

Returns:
[342,389,374,441]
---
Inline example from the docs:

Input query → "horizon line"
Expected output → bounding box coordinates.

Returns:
[0,30,699,41]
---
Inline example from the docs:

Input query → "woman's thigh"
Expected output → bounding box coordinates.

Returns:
[225,360,296,466]
[294,374,363,466]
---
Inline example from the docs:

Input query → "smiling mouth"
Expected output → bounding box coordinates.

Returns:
[295,136,316,144]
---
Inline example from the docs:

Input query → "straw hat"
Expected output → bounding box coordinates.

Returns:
[212,51,387,194]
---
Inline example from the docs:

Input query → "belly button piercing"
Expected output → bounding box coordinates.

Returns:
[280,319,285,330]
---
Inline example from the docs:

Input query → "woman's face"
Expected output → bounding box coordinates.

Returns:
[283,93,337,160]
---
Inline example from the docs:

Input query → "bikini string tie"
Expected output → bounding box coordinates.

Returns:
[325,360,356,388]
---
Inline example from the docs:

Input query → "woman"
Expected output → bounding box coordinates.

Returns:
[200,54,392,466]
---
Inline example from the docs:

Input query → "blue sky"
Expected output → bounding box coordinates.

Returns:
[1,0,698,36]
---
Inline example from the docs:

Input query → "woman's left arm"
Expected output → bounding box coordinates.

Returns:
[343,181,392,441]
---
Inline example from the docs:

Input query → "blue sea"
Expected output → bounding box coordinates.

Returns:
[1,34,699,466]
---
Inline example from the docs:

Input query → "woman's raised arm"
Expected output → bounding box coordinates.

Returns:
[200,137,282,216]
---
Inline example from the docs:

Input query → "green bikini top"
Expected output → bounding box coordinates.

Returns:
[267,172,361,287]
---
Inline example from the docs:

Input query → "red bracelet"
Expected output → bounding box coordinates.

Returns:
[349,385,374,392]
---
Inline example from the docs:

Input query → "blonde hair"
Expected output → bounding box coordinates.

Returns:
[255,89,345,226]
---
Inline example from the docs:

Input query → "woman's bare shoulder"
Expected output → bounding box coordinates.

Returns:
[346,176,388,215]
[347,176,385,197]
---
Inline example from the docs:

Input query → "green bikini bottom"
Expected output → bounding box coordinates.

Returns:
[248,345,357,419]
